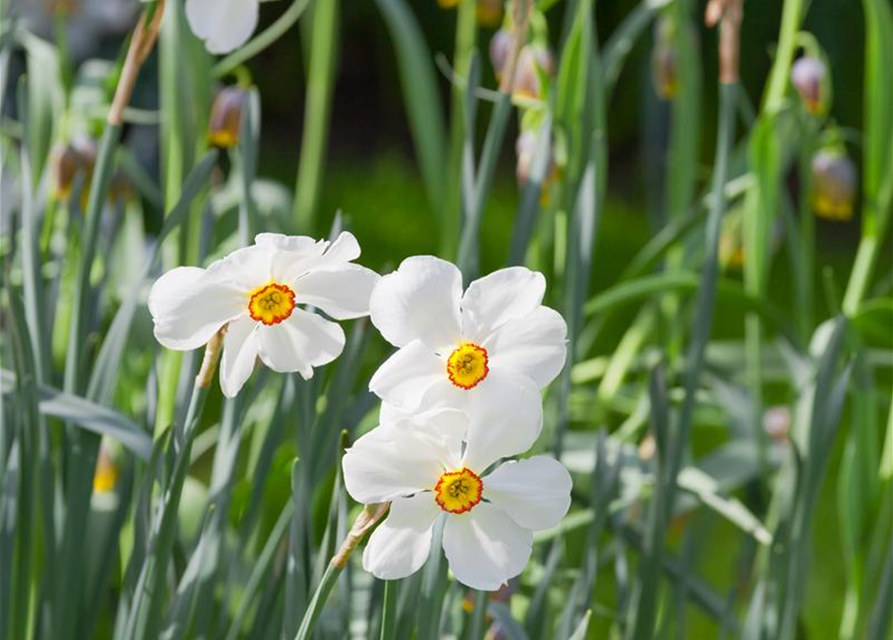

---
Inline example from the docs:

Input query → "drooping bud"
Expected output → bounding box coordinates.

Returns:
[50,135,97,200]
[791,56,827,115]
[651,16,678,100]
[209,86,249,148]
[512,45,554,100]
[811,150,857,221]
[489,28,514,81]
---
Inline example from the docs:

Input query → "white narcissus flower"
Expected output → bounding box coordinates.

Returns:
[149,232,379,397]
[341,408,572,590]
[368,257,567,428]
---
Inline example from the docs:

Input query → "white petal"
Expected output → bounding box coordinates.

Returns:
[185,0,259,54]
[362,494,439,580]
[486,306,567,388]
[483,457,572,530]
[341,426,455,503]
[315,231,362,266]
[460,267,545,342]
[255,233,322,254]
[219,316,260,398]
[384,407,469,452]
[368,340,444,410]
[462,370,543,472]
[295,264,380,320]
[442,503,532,591]
[256,309,345,379]
[369,256,462,351]
[209,244,272,292]
[148,266,244,351]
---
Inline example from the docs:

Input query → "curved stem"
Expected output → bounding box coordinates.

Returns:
[213,0,313,78]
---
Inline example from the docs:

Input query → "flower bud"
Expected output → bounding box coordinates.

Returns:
[489,28,514,81]
[512,45,554,100]
[791,56,826,115]
[50,135,97,200]
[811,150,857,221]
[209,86,249,149]
[763,406,791,443]
[719,207,744,271]
[651,17,678,100]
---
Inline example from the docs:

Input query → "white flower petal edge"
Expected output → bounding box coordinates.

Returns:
[341,424,459,504]
[185,0,259,55]
[148,266,244,351]
[462,370,543,471]
[369,256,463,352]
[460,266,545,342]
[483,456,572,530]
[368,340,445,411]
[256,309,345,379]
[486,306,568,388]
[442,503,533,591]
[362,494,440,581]
[219,316,260,398]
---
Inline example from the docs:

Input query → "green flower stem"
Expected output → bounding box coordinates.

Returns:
[293,503,389,640]
[443,0,476,259]
[379,580,398,640]
[293,0,339,232]
[126,332,223,640]
[213,0,312,79]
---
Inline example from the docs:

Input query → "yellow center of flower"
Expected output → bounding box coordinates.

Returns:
[446,342,489,390]
[248,282,296,325]
[434,468,484,514]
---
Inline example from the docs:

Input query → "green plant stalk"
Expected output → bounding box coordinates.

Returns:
[795,123,817,342]
[670,79,737,549]
[842,0,893,315]
[444,0,476,259]
[743,0,806,482]
[293,0,339,231]
[55,122,121,640]
[379,581,398,640]
[660,0,701,361]
[125,340,221,640]
[213,0,312,78]
[293,563,343,640]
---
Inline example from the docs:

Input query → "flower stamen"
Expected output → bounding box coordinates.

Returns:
[446,342,489,390]
[434,468,484,514]
[248,282,296,325]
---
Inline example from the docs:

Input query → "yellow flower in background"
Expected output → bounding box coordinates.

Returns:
[811,150,857,221]
[93,445,119,493]
[719,207,745,272]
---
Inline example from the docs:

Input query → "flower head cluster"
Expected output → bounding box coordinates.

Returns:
[342,257,572,590]
[149,242,572,589]
[148,232,379,397]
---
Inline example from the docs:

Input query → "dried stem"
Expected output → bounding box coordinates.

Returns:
[705,0,745,84]
[196,327,225,388]
[108,0,166,125]
[331,503,390,568]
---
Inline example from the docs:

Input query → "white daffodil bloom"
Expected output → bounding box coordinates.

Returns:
[368,257,567,425]
[149,232,379,397]
[342,408,572,590]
